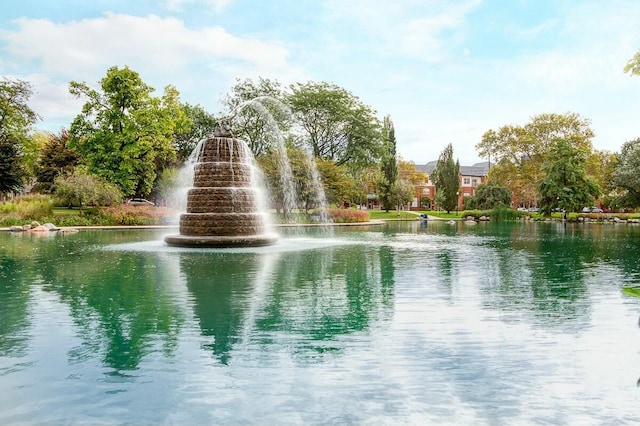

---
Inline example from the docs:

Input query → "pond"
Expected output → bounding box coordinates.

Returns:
[1,221,639,424]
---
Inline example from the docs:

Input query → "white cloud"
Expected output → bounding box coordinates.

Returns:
[0,13,307,129]
[2,13,290,79]
[164,0,235,13]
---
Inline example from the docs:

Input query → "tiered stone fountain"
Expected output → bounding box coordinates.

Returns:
[164,123,279,248]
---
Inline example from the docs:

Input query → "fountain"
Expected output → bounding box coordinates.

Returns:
[164,121,279,248]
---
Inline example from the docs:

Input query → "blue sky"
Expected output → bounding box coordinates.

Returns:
[1,0,639,165]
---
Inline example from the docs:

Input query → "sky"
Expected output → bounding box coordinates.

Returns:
[1,0,639,166]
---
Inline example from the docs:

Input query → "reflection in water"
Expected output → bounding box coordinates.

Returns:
[1,225,640,424]
[182,243,395,363]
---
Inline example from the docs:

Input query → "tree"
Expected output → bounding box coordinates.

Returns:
[624,49,640,76]
[68,66,189,197]
[315,158,361,207]
[477,113,595,206]
[466,183,512,210]
[585,149,617,203]
[612,138,640,207]
[0,138,25,194]
[173,103,217,163]
[432,143,460,213]
[378,115,398,212]
[288,81,383,171]
[54,169,122,215]
[0,78,39,194]
[390,179,415,210]
[538,138,600,215]
[34,129,80,193]
[220,77,290,158]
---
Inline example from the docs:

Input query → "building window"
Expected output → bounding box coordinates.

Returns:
[423,188,430,195]
[463,177,470,185]
[472,178,478,187]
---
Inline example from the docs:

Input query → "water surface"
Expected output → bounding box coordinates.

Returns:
[1,221,639,424]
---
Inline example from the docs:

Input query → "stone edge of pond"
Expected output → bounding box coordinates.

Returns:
[0,220,388,232]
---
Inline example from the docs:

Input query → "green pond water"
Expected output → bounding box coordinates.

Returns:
[1,221,639,424]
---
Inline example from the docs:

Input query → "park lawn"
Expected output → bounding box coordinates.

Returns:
[53,207,97,216]
[367,210,419,220]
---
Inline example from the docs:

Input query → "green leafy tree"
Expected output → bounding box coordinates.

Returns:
[0,78,39,194]
[432,143,460,213]
[612,138,640,207]
[378,115,398,212]
[54,169,123,214]
[221,77,291,159]
[68,66,189,197]
[624,49,640,76]
[538,138,600,215]
[34,129,80,193]
[315,158,361,206]
[173,104,217,163]
[288,81,383,171]
[477,113,595,206]
[466,183,512,210]
[390,179,415,210]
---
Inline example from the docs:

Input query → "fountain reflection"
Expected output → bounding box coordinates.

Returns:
[181,242,395,363]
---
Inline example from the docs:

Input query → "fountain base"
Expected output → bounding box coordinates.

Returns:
[164,233,279,248]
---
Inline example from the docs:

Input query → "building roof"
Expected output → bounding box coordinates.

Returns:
[415,161,489,177]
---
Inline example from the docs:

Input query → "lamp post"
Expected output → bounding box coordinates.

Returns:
[456,191,459,216]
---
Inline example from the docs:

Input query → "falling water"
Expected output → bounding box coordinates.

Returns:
[228,97,331,225]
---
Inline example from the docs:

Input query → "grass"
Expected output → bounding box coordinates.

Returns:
[367,210,420,220]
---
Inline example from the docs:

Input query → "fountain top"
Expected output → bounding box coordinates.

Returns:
[214,118,233,138]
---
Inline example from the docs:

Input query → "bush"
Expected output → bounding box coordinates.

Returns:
[0,195,54,221]
[490,206,521,222]
[328,208,368,223]
[97,204,172,226]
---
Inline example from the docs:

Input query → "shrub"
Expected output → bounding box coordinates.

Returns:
[328,208,368,223]
[0,195,55,221]
[98,204,172,226]
[490,206,521,222]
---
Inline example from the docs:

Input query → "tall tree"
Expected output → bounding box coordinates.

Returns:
[432,143,460,213]
[0,78,38,194]
[34,129,80,193]
[612,138,640,207]
[68,66,189,197]
[220,77,290,158]
[378,115,398,211]
[538,138,599,215]
[288,81,382,171]
[477,112,595,206]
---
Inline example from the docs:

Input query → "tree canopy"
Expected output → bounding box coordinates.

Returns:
[220,77,291,158]
[538,138,599,215]
[476,112,595,206]
[466,183,512,210]
[288,81,383,171]
[612,138,640,206]
[173,103,217,164]
[0,78,39,194]
[68,66,189,197]
[34,129,80,193]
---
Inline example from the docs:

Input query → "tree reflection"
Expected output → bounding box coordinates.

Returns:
[17,232,186,373]
[181,243,396,363]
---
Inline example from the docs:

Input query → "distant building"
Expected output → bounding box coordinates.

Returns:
[414,161,490,211]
